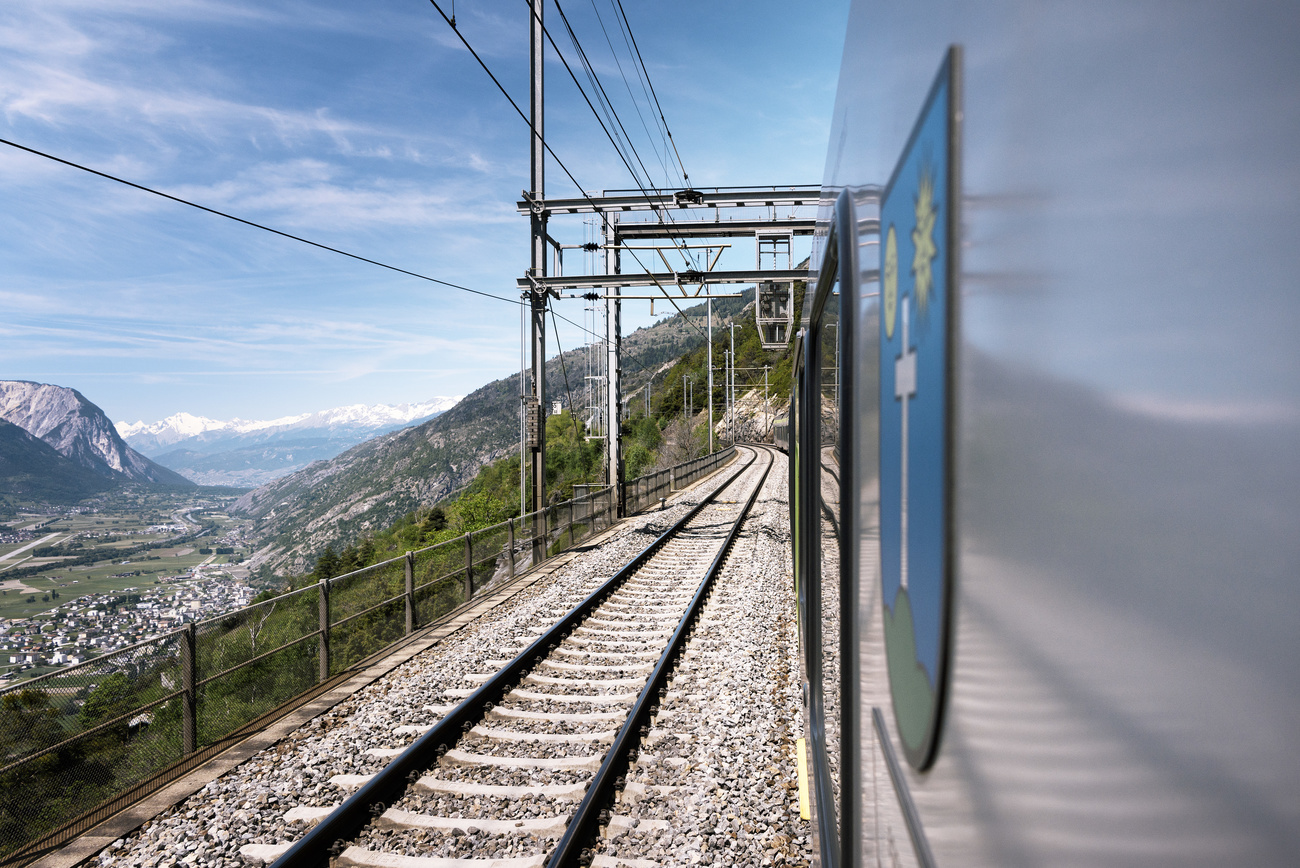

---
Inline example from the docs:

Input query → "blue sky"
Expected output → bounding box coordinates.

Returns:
[0,0,848,424]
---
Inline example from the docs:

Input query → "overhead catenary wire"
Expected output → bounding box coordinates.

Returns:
[550,307,657,379]
[429,0,628,258]
[619,245,709,342]
[551,0,697,269]
[436,0,701,295]
[606,0,685,192]
[0,137,518,306]
[536,2,706,297]
[435,1,726,357]
[534,5,655,213]
[586,0,678,191]
[613,0,690,187]
[561,0,661,193]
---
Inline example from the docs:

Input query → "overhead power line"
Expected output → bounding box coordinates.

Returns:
[551,0,696,268]
[549,307,656,378]
[536,6,654,208]
[0,137,518,306]
[586,0,676,190]
[557,0,658,194]
[436,0,702,313]
[429,0,626,250]
[613,0,690,186]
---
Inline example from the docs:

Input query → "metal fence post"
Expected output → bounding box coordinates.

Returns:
[569,497,575,547]
[404,551,415,635]
[180,622,196,755]
[318,578,330,682]
[463,533,473,600]
[507,517,515,580]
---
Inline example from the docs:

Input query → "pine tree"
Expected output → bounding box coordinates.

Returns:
[315,545,341,580]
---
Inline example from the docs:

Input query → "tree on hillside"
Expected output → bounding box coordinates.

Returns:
[314,545,340,581]
[78,672,136,737]
[421,507,448,537]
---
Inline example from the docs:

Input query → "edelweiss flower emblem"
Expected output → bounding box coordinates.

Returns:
[911,166,938,314]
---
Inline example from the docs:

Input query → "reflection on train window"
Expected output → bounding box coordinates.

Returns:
[818,280,843,841]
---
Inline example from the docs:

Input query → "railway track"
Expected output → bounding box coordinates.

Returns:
[235,446,776,868]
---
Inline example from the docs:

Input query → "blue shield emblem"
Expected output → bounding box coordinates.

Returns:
[879,49,961,771]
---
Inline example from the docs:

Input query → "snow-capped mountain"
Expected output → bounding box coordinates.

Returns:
[117,398,462,449]
[0,380,193,491]
[116,396,462,487]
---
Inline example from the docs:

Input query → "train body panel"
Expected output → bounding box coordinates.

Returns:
[797,3,1300,865]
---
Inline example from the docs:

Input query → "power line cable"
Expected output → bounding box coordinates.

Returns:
[0,137,519,306]
[553,1,662,198]
[549,0,697,270]
[440,1,710,324]
[430,0,630,245]
[550,307,655,378]
[437,0,694,283]
[607,0,685,191]
[535,6,648,198]
[431,3,720,351]
[614,0,691,186]
[587,0,676,190]
[619,245,709,341]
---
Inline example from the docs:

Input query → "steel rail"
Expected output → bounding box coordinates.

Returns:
[546,445,774,867]
[269,450,751,868]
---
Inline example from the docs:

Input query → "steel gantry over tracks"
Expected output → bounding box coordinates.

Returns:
[518,185,821,215]
[520,185,820,491]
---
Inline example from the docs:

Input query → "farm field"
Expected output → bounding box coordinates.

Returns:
[0,491,250,624]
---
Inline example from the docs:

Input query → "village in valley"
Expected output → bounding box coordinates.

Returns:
[0,490,257,687]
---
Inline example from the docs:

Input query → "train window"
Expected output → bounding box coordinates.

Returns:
[800,212,846,866]
[817,277,843,843]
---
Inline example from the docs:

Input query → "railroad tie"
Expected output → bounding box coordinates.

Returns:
[470,724,617,744]
[487,706,626,723]
[374,808,570,837]
[523,673,644,688]
[589,857,658,868]
[507,687,637,704]
[439,747,602,771]
[336,847,547,868]
[605,815,672,838]
[412,777,588,801]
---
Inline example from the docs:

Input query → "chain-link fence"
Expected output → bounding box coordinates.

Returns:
[0,448,732,865]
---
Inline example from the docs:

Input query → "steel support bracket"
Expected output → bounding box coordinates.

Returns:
[520,189,547,217]
[523,269,561,300]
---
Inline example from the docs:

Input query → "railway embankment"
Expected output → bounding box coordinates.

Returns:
[52,448,806,868]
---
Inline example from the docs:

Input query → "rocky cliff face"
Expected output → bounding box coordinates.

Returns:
[0,418,116,503]
[0,381,193,486]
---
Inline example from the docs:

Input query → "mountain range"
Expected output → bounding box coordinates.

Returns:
[232,291,756,576]
[117,397,461,486]
[0,381,193,505]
